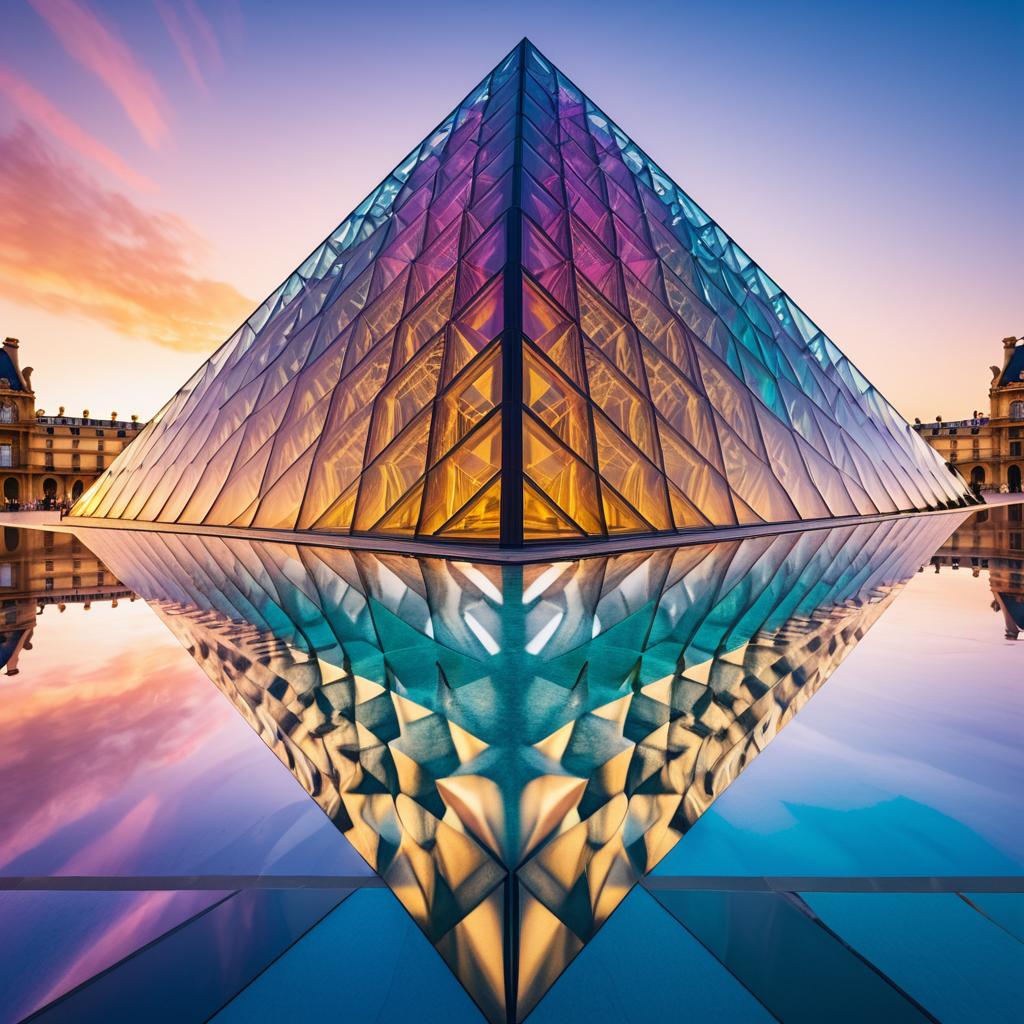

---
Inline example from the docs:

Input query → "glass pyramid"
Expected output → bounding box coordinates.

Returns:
[76,511,962,1022]
[71,40,974,546]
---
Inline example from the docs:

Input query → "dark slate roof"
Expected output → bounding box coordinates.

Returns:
[1001,345,1024,386]
[0,349,24,391]
[1003,594,1024,633]
[0,629,26,671]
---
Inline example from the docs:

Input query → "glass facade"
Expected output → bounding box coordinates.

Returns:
[71,41,974,544]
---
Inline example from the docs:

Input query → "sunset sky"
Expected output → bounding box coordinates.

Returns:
[0,0,1018,422]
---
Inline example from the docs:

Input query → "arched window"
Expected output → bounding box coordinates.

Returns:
[1010,401,1024,421]
[0,402,15,424]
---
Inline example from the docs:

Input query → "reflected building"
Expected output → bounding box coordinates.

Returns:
[0,526,132,674]
[77,512,961,1022]
[931,503,1024,639]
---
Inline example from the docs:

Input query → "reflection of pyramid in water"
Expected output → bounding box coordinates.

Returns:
[72,40,972,546]
[79,513,960,1022]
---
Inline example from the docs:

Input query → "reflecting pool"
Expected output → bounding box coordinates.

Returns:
[1,507,1021,1023]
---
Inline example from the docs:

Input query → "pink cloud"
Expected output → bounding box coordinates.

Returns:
[0,123,252,352]
[28,0,170,149]
[154,0,208,94]
[0,65,156,192]
[184,0,223,70]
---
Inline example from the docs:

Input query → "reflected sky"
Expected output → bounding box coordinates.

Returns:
[0,596,365,879]
[666,564,1024,878]
[1,507,1021,1021]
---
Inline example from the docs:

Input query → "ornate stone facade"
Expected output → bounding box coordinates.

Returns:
[0,337,144,507]
[914,336,1024,494]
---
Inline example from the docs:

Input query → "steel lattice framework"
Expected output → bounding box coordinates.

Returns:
[72,40,974,546]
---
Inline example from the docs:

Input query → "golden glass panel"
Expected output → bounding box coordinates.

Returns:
[624,269,697,375]
[342,267,410,375]
[328,335,394,431]
[657,425,735,527]
[445,276,504,382]
[309,479,359,532]
[374,479,425,536]
[435,476,501,540]
[204,438,275,527]
[260,390,333,501]
[641,340,718,461]
[353,409,431,532]
[251,445,316,531]
[391,269,456,373]
[698,352,767,459]
[431,343,502,462]
[421,414,502,536]
[522,479,585,539]
[522,275,571,346]
[576,275,642,382]
[584,345,659,461]
[523,347,592,460]
[522,415,602,535]
[298,404,373,529]
[600,484,650,534]
[715,420,799,523]
[367,336,444,461]
[667,482,711,530]
[177,430,247,525]
[593,414,671,531]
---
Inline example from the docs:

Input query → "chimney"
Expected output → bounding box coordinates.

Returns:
[1002,336,1019,373]
[3,338,20,372]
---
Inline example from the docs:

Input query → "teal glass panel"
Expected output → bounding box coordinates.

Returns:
[804,893,1024,1024]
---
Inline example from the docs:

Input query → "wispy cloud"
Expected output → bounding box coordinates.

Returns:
[154,0,207,94]
[184,0,223,70]
[155,0,224,96]
[0,65,156,192]
[28,0,170,148]
[0,123,251,352]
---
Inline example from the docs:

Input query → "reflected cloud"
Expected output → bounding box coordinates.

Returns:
[0,641,232,869]
[0,124,251,352]
[28,0,170,148]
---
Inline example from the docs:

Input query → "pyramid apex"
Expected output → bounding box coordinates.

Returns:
[70,40,976,543]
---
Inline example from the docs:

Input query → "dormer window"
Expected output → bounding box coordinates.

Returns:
[0,402,14,424]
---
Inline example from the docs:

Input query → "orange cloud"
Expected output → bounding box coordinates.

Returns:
[0,65,156,192]
[0,123,252,352]
[28,0,170,149]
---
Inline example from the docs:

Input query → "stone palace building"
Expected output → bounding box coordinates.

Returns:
[0,337,145,508]
[915,336,1024,494]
